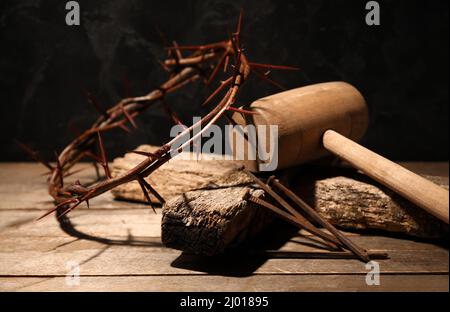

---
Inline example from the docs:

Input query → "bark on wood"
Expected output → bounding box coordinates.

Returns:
[111,145,247,203]
[161,170,272,256]
[288,167,449,239]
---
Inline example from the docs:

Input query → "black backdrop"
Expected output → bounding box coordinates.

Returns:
[0,0,448,161]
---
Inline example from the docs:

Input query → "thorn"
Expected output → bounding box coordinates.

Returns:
[57,188,96,219]
[231,48,243,83]
[249,62,300,71]
[36,198,77,221]
[224,112,238,126]
[227,26,238,63]
[237,8,243,33]
[63,167,86,178]
[84,151,102,163]
[157,59,171,73]
[202,77,233,107]
[15,140,54,171]
[96,130,111,179]
[155,26,172,58]
[253,68,286,90]
[130,150,158,158]
[227,106,256,115]
[172,41,183,60]
[122,105,137,129]
[235,8,244,42]
[223,55,230,72]
[40,170,53,177]
[118,122,132,134]
[54,151,64,188]
[225,112,251,143]
[93,162,100,179]
[81,86,107,117]
[137,177,156,213]
[140,177,165,205]
[57,199,83,219]
[86,199,90,209]
[161,100,186,128]
[206,52,228,86]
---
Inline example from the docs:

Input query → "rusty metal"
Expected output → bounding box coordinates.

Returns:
[243,169,373,262]
[244,193,341,251]
[243,169,344,249]
[267,176,371,262]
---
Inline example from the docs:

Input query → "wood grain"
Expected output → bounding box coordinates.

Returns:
[111,145,245,203]
[0,162,448,291]
[1,275,448,292]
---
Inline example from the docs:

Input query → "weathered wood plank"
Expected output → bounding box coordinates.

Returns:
[0,235,447,276]
[0,209,161,238]
[0,274,448,292]
[0,207,447,277]
[0,163,149,211]
[0,162,447,292]
[0,228,445,253]
[0,209,445,252]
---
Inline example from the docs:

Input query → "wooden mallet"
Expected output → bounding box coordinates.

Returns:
[230,82,449,224]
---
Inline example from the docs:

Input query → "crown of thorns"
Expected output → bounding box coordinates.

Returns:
[18,10,299,219]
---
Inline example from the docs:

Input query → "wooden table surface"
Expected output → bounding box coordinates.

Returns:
[0,162,448,292]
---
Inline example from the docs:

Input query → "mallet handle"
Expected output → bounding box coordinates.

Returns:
[323,130,449,224]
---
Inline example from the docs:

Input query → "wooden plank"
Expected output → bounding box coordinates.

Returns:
[0,162,447,292]
[0,209,447,277]
[0,208,445,250]
[0,232,445,255]
[0,163,149,211]
[0,209,161,238]
[0,209,445,252]
[0,274,448,292]
[0,236,447,276]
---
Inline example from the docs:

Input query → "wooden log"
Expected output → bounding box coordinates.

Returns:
[287,166,449,239]
[161,170,273,256]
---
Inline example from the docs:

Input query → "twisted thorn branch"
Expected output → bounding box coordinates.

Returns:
[32,12,298,219]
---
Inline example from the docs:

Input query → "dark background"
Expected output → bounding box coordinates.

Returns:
[0,0,448,161]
